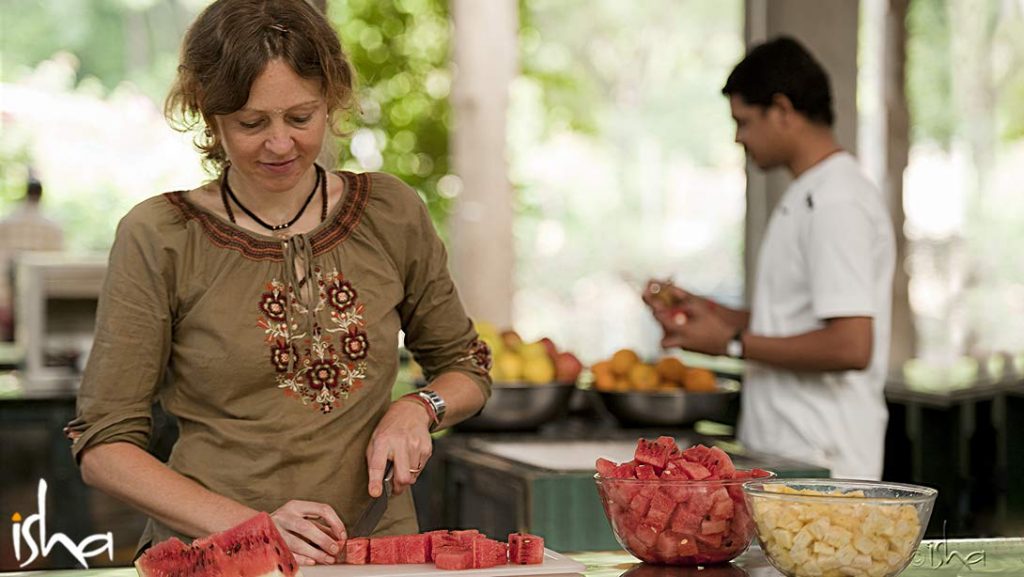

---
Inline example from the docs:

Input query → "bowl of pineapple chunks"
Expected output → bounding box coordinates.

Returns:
[742,479,936,577]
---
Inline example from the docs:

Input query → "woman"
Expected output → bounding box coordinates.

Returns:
[65,0,491,566]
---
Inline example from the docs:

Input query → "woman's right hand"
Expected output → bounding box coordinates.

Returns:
[271,500,347,566]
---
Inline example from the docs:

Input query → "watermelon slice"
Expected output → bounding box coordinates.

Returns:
[344,538,368,565]
[136,513,299,577]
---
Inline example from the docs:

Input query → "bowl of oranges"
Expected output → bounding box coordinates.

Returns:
[590,349,739,427]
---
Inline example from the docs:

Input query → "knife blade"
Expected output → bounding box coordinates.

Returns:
[350,461,394,537]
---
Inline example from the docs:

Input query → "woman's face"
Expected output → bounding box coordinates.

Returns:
[214,59,327,194]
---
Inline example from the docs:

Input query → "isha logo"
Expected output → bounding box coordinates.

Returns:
[9,479,114,568]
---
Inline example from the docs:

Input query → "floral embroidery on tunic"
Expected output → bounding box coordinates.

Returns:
[257,268,370,413]
[464,338,493,374]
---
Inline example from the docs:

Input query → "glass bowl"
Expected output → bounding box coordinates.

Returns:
[594,471,773,565]
[742,479,937,577]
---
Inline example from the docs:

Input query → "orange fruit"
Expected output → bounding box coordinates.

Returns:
[654,357,687,384]
[628,363,660,391]
[683,367,718,392]
[591,361,616,391]
[610,348,641,376]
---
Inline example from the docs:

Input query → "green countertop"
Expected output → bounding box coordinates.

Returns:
[5,540,1021,577]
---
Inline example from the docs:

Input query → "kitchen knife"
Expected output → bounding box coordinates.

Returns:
[349,461,394,538]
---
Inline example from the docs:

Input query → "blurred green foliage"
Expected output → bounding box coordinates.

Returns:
[329,0,455,227]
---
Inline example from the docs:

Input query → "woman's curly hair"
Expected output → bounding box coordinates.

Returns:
[165,0,355,172]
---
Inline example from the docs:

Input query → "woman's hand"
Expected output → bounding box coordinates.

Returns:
[366,399,434,498]
[270,501,347,566]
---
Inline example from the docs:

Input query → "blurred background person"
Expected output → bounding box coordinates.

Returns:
[0,171,65,341]
[644,37,895,480]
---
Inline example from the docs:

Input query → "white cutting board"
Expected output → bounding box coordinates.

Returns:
[303,549,585,577]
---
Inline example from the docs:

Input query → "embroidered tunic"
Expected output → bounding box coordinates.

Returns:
[67,171,492,546]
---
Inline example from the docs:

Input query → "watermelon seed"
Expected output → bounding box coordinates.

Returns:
[277,564,284,572]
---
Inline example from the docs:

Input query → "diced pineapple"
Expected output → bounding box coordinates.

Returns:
[793,528,815,549]
[852,553,873,569]
[807,516,832,540]
[813,541,837,557]
[835,544,857,565]
[824,525,852,548]
[751,488,921,577]
[802,559,824,576]
[772,528,794,549]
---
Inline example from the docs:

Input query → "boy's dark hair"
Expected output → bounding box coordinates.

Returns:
[722,36,834,126]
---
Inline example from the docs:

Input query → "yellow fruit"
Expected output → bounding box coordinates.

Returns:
[610,348,640,376]
[654,357,687,383]
[492,352,523,382]
[683,367,717,392]
[628,363,659,391]
[522,355,555,384]
[520,342,549,360]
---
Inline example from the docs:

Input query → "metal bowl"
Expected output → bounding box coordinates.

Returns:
[596,378,740,427]
[455,381,576,432]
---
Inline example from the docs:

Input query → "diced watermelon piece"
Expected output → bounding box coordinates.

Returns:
[670,507,702,535]
[701,518,728,535]
[345,537,369,564]
[634,523,659,549]
[433,546,473,570]
[685,488,714,517]
[472,539,504,568]
[508,533,544,564]
[752,468,773,478]
[612,462,637,479]
[681,444,713,464]
[616,509,640,534]
[703,446,736,478]
[629,492,652,516]
[634,438,675,469]
[423,530,453,561]
[397,533,429,564]
[369,536,400,564]
[696,531,723,549]
[595,457,617,478]
[644,491,675,532]
[450,529,480,546]
[710,495,735,519]
[493,541,509,566]
[654,436,680,458]
[677,534,699,558]
[654,530,680,563]
[677,460,712,480]
[635,464,658,480]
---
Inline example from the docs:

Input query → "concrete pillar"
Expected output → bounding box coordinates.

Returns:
[449,0,518,327]
[866,0,916,366]
[742,0,860,303]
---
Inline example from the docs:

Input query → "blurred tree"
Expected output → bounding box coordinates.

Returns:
[328,0,455,229]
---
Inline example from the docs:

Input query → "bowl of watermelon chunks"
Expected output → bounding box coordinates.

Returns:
[595,437,773,566]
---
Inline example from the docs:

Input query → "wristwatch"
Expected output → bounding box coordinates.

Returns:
[416,390,447,432]
[726,331,745,359]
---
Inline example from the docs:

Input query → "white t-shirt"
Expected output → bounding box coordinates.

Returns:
[738,152,895,480]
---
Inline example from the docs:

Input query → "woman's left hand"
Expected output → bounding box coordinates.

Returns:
[365,398,434,497]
